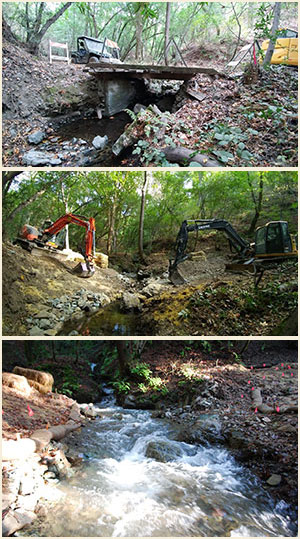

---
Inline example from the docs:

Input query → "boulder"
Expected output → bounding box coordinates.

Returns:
[145,440,182,462]
[29,326,45,336]
[2,509,37,537]
[22,150,62,166]
[13,366,54,394]
[95,252,109,268]
[92,135,108,150]
[2,373,32,396]
[122,292,141,311]
[27,130,46,145]
[50,449,72,479]
[227,429,246,450]
[141,282,166,297]
[80,404,97,419]
[266,474,282,486]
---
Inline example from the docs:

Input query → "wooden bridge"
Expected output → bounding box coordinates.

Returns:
[87,61,222,81]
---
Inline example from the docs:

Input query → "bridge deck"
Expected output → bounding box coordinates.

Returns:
[87,61,221,80]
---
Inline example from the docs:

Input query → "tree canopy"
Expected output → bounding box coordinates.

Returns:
[3,171,297,255]
[3,2,298,62]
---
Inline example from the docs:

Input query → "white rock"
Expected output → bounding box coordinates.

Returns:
[92,135,108,150]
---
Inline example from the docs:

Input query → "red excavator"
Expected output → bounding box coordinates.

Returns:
[15,213,96,278]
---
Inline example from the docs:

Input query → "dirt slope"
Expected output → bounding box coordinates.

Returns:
[2,243,127,336]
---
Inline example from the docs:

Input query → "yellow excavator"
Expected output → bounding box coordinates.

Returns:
[169,219,298,286]
[261,28,298,66]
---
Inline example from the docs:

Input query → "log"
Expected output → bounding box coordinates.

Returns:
[162,146,222,167]
[2,404,82,460]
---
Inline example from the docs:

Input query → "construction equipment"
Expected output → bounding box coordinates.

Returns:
[261,28,298,66]
[71,36,121,64]
[169,219,297,286]
[15,213,96,278]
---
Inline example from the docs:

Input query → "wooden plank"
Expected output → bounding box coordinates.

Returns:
[88,61,220,76]
[91,70,195,81]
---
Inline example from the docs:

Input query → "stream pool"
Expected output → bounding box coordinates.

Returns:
[22,392,296,537]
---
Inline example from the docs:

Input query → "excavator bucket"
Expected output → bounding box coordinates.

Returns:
[168,263,186,286]
[72,261,95,278]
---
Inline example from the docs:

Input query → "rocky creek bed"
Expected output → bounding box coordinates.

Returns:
[2,343,298,536]
[2,242,297,337]
[3,391,297,537]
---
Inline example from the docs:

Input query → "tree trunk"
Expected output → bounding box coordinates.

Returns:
[247,172,264,234]
[60,183,70,250]
[3,173,70,239]
[135,5,143,61]
[107,198,117,255]
[263,2,281,66]
[24,341,35,365]
[26,2,72,54]
[138,172,148,261]
[51,342,56,362]
[116,341,128,377]
[164,3,171,65]
[2,172,22,199]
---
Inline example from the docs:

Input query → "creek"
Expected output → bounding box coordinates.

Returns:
[59,301,144,336]
[22,392,295,537]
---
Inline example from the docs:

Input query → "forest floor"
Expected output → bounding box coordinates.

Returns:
[2,39,298,167]
[2,240,297,336]
[2,341,298,508]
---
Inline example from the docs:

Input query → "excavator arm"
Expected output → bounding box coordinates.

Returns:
[16,213,96,278]
[169,219,251,285]
[42,214,96,264]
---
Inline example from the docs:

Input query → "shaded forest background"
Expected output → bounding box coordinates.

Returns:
[2,171,298,258]
[3,2,298,62]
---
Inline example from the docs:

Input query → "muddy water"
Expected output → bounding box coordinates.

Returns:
[23,393,295,537]
[59,302,143,336]
[56,112,130,145]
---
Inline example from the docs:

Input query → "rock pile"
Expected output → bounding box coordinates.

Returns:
[27,288,111,336]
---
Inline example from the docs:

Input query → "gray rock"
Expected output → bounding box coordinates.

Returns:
[68,330,79,336]
[142,282,166,297]
[92,135,108,150]
[80,405,97,419]
[145,440,182,462]
[133,103,146,114]
[98,293,110,306]
[43,329,58,336]
[34,310,52,319]
[266,474,282,486]
[29,326,45,336]
[27,130,46,145]
[122,292,141,311]
[38,319,52,330]
[22,150,62,166]
[2,509,36,537]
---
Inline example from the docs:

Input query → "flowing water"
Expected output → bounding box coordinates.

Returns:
[25,392,296,537]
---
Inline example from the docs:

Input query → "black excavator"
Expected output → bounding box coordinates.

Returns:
[169,219,298,286]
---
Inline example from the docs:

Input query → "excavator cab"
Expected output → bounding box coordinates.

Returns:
[15,214,96,278]
[254,221,297,258]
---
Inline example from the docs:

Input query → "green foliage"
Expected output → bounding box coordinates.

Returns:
[202,341,212,352]
[130,361,152,380]
[3,170,298,258]
[111,380,131,394]
[60,365,80,397]
[180,363,203,382]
